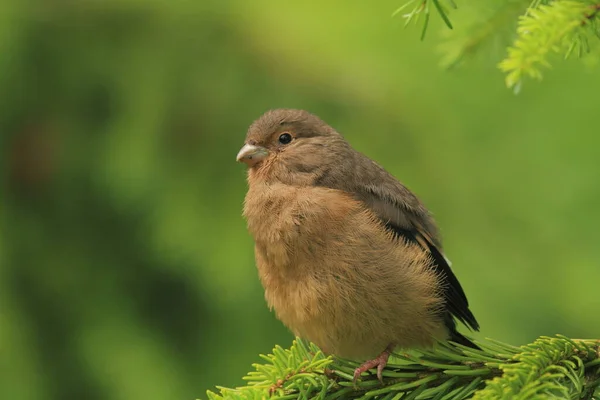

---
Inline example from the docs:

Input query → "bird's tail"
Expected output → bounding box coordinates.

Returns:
[448,330,480,350]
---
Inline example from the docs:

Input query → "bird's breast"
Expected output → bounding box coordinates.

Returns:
[242,183,364,323]
[243,182,365,265]
[242,182,446,358]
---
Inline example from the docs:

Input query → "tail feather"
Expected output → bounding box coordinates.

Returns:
[444,313,480,350]
[448,329,480,350]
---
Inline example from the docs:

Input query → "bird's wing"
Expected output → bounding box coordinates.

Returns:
[387,215,479,332]
[357,186,479,332]
[314,155,479,333]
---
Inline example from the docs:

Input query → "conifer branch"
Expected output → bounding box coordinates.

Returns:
[206,335,600,399]
[498,1,600,91]
[438,1,529,69]
[393,0,457,40]
[396,0,600,90]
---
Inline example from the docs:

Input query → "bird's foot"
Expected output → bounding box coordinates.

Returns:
[353,345,393,383]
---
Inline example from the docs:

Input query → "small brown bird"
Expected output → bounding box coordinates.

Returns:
[237,109,479,382]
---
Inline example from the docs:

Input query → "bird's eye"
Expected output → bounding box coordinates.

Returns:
[278,133,292,145]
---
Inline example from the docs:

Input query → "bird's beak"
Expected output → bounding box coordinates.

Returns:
[236,144,269,167]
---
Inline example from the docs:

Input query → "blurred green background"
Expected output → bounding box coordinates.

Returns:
[3,1,599,399]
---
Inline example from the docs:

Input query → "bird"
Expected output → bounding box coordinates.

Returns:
[236,109,479,382]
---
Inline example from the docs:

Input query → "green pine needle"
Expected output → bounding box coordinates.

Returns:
[498,1,597,89]
[397,0,600,91]
[206,335,600,399]
[394,0,455,40]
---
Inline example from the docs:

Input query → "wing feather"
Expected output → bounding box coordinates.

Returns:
[313,152,480,334]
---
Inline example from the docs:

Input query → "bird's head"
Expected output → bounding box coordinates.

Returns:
[236,109,347,185]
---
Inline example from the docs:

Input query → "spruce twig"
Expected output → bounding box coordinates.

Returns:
[396,0,600,90]
[206,335,600,399]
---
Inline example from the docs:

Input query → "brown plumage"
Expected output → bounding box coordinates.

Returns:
[237,109,479,381]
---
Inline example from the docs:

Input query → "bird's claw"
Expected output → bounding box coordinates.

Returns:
[352,346,392,383]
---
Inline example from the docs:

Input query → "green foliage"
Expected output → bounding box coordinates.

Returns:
[398,0,600,90]
[475,335,600,399]
[207,340,332,400]
[498,1,600,91]
[208,336,600,400]
[437,1,528,70]
[393,0,457,40]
